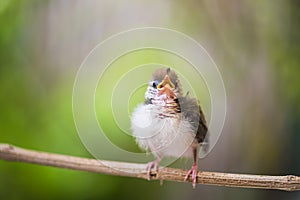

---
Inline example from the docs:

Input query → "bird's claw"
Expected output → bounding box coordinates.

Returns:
[184,164,198,188]
[146,160,159,180]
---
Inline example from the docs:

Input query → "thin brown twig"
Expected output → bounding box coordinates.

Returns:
[0,143,299,191]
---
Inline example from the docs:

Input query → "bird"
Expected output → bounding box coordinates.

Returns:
[131,67,208,188]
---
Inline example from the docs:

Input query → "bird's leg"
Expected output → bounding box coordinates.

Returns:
[146,157,161,180]
[184,147,198,188]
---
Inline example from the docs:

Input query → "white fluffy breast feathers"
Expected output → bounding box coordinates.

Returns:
[131,104,196,158]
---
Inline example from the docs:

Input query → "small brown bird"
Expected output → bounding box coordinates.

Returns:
[131,68,208,188]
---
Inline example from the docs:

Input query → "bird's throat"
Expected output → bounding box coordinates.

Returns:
[152,96,180,118]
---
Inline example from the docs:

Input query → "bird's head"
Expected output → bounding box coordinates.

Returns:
[145,68,183,104]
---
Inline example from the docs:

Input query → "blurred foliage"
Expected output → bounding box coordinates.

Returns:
[271,0,300,175]
[0,0,300,200]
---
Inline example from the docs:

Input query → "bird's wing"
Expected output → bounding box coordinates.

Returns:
[178,94,208,145]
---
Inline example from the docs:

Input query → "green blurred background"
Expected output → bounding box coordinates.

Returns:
[1,0,300,199]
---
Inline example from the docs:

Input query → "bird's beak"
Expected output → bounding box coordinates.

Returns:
[157,75,175,89]
[157,75,175,98]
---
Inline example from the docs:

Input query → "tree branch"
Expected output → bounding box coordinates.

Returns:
[0,143,299,191]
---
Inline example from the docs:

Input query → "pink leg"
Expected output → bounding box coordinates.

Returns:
[184,147,198,188]
[146,157,161,180]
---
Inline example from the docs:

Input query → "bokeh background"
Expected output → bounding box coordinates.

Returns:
[1,0,300,199]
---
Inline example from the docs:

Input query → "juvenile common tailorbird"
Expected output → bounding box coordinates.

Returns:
[131,68,208,188]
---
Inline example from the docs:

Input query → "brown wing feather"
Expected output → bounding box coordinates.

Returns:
[178,94,208,144]
[197,106,208,143]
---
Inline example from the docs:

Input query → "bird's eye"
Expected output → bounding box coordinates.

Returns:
[152,81,159,89]
[152,82,157,88]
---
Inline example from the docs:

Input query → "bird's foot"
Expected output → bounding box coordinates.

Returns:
[146,160,160,180]
[184,164,198,188]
